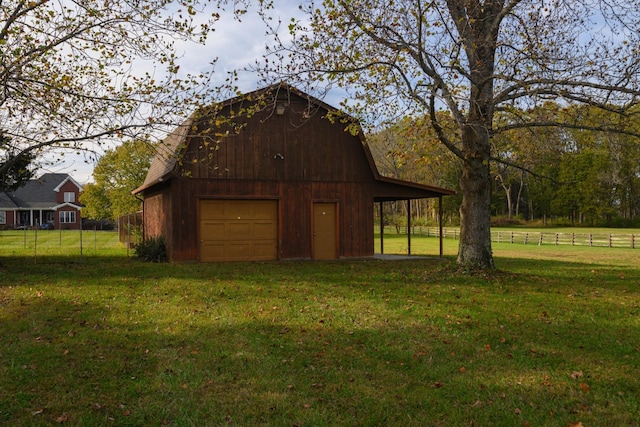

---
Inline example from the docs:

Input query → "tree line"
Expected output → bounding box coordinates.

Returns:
[368,103,640,228]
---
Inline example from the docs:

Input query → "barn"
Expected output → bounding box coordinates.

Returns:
[133,83,454,262]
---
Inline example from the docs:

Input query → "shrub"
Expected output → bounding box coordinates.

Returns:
[134,235,167,262]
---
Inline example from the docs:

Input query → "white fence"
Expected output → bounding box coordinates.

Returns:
[393,227,639,249]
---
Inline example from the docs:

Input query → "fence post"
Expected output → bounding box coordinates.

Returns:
[510,231,514,244]
[609,234,613,248]
[524,232,529,245]
[538,232,543,246]
[79,220,83,264]
[572,233,575,246]
[555,233,559,245]
[498,231,501,243]
[34,222,38,263]
[589,234,592,247]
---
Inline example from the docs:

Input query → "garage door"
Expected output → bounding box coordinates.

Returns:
[199,200,278,262]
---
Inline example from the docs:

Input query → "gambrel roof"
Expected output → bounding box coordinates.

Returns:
[134,82,454,200]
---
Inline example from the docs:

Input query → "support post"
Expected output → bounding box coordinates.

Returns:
[439,196,443,257]
[407,199,411,255]
[379,202,384,254]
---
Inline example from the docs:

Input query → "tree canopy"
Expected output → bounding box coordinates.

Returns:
[368,103,640,227]
[0,132,34,191]
[256,0,640,269]
[0,0,248,184]
[81,140,155,221]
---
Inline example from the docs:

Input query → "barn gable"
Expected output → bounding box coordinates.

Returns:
[134,82,453,262]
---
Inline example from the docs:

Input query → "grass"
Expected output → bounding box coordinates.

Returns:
[1,231,639,425]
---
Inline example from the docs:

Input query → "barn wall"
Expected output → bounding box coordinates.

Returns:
[141,184,174,260]
[163,177,374,262]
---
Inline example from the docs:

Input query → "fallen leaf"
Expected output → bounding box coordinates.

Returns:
[570,371,584,379]
[569,422,583,427]
[579,383,590,392]
[56,413,68,423]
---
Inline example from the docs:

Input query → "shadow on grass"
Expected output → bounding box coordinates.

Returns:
[1,255,639,425]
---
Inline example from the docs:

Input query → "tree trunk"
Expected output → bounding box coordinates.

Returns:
[515,171,524,217]
[457,126,494,269]
[505,183,513,219]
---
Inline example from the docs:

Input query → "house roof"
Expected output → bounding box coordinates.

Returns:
[0,173,83,210]
[134,82,454,199]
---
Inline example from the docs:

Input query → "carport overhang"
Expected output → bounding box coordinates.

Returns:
[372,176,455,258]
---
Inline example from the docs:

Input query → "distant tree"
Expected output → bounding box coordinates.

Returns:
[368,115,461,222]
[258,0,640,269]
[81,140,154,221]
[0,0,249,181]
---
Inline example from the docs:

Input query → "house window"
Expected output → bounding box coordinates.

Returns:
[64,192,76,203]
[0,211,5,224]
[59,211,76,223]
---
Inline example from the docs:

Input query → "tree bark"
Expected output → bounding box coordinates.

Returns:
[457,160,494,268]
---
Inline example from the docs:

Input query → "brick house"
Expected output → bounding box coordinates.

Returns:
[0,173,83,230]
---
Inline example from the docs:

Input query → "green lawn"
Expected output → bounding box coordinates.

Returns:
[1,231,639,425]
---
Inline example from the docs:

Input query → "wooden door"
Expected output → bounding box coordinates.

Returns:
[313,202,337,260]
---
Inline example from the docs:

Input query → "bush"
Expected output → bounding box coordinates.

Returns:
[134,235,167,262]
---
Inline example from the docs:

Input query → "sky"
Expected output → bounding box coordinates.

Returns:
[47,3,314,184]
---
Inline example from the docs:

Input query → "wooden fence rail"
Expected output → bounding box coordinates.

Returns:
[392,226,638,249]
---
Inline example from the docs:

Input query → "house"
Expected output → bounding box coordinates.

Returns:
[0,173,83,230]
[133,83,454,262]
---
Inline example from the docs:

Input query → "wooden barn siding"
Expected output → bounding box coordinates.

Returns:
[165,177,374,261]
[142,186,174,259]
[182,98,374,185]
[278,181,311,259]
